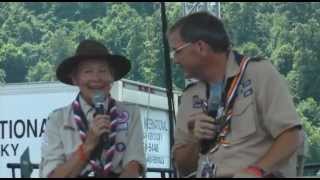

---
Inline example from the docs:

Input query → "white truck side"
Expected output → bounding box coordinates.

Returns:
[0,79,180,178]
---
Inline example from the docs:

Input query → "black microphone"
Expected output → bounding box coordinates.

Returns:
[200,82,223,154]
[207,82,223,118]
[92,90,107,115]
[92,91,110,149]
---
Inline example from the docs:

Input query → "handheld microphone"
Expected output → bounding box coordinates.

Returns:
[207,82,223,118]
[200,82,223,154]
[92,91,110,149]
[92,90,107,116]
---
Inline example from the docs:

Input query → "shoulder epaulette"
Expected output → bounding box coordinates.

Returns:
[234,50,265,62]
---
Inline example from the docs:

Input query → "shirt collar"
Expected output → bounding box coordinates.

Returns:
[63,94,94,129]
[79,95,95,117]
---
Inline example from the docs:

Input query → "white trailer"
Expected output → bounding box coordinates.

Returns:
[0,79,180,178]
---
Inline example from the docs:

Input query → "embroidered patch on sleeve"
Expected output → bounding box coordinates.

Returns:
[118,111,129,123]
[239,79,253,98]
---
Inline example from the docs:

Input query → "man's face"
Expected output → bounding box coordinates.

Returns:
[72,59,114,104]
[168,30,204,79]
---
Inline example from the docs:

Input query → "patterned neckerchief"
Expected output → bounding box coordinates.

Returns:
[72,93,119,177]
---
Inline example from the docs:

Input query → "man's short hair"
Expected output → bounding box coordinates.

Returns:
[168,11,230,53]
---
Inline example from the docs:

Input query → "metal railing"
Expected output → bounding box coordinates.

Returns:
[303,163,320,176]
[6,163,175,178]
[7,162,320,178]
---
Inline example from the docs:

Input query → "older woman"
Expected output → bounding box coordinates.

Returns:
[39,40,145,178]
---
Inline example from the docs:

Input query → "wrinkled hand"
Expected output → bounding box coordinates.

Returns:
[83,114,111,152]
[187,112,218,140]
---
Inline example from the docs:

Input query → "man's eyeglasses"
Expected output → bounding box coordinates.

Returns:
[170,42,192,59]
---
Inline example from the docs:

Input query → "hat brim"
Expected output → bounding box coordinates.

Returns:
[56,54,131,85]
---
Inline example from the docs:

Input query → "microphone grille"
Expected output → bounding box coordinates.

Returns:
[208,82,223,116]
[92,90,106,106]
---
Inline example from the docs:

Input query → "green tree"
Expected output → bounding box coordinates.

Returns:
[288,19,320,101]
[26,60,55,82]
[96,3,149,84]
[0,70,5,83]
[298,98,320,128]
[236,42,263,57]
[46,28,76,66]
[166,2,184,90]
[221,3,264,47]
[270,44,294,76]
[299,107,320,164]
[0,43,27,83]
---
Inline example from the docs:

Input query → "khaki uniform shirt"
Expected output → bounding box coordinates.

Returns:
[39,96,145,177]
[174,52,301,178]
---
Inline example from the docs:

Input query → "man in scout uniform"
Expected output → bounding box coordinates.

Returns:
[39,39,145,178]
[168,12,303,178]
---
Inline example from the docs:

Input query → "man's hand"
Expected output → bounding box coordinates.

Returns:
[187,112,217,140]
[83,114,111,152]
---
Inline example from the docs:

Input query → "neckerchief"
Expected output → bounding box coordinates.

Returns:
[72,94,119,177]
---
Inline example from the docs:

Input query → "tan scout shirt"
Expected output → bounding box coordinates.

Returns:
[174,52,301,178]
[39,96,146,177]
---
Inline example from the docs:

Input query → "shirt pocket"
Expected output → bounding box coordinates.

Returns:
[229,96,256,144]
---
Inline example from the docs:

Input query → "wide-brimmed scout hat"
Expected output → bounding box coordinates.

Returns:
[56,39,131,85]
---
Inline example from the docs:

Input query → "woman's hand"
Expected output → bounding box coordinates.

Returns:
[83,114,111,153]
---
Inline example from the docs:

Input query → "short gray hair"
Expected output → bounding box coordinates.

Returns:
[168,11,231,53]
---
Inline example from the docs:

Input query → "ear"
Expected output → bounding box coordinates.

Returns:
[196,40,211,57]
